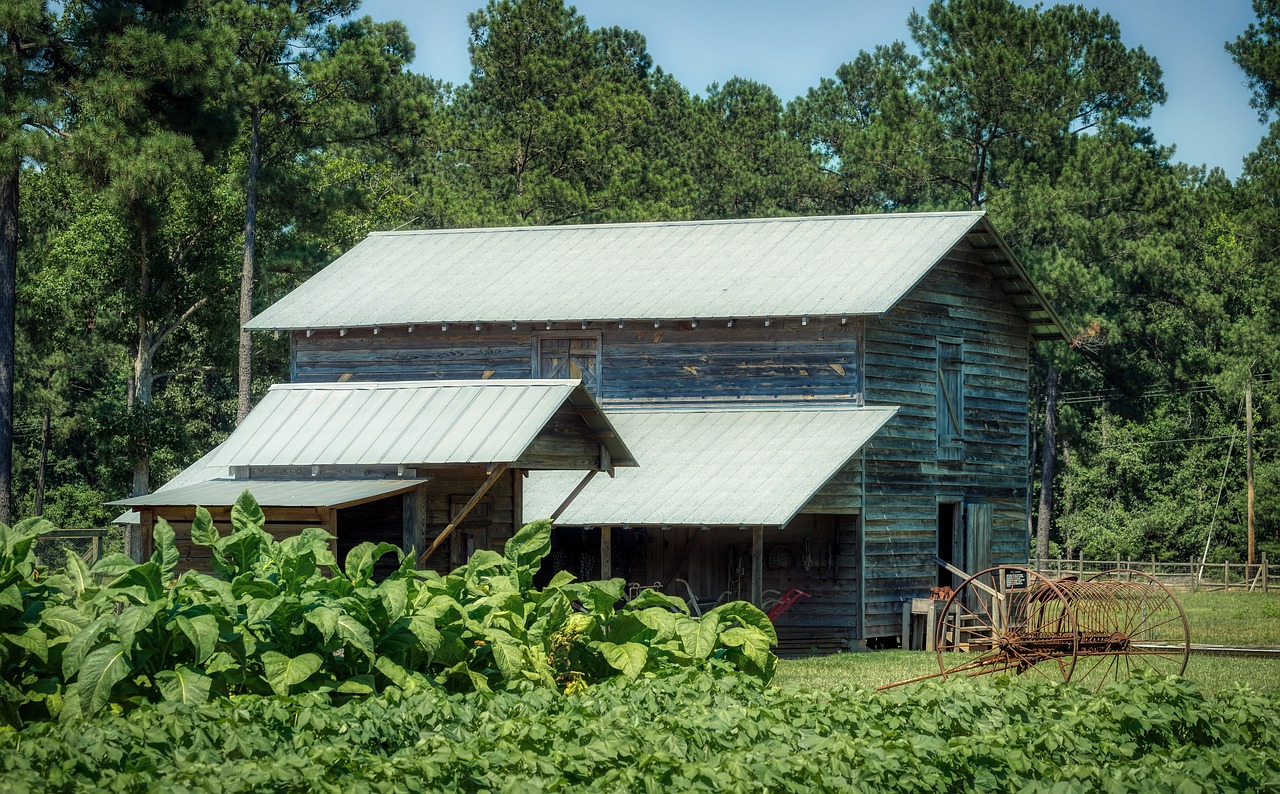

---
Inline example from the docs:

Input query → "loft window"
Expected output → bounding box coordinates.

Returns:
[937,338,964,461]
[533,332,601,396]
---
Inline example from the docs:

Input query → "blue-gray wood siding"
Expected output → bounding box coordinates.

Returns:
[861,250,1032,639]
[290,320,862,403]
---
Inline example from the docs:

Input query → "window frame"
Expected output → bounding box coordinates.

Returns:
[936,336,964,461]
[531,330,603,397]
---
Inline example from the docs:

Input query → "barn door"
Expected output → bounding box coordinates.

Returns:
[965,502,993,576]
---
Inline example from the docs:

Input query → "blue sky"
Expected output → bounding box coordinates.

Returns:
[360,0,1265,180]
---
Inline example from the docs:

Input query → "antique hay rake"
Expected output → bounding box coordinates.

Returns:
[882,565,1190,690]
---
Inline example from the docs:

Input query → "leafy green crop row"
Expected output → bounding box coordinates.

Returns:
[3,671,1278,793]
[0,493,775,725]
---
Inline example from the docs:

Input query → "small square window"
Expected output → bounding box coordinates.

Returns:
[534,333,601,396]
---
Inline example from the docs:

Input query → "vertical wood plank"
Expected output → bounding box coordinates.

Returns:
[600,526,612,579]
[512,468,524,532]
[751,526,764,607]
[139,510,155,562]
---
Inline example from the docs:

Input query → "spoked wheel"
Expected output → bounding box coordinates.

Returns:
[1064,569,1190,689]
[936,566,1080,685]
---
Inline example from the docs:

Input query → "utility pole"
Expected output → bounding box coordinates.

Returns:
[1247,380,1256,580]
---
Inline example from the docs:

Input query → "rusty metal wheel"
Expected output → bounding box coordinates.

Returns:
[1063,569,1190,689]
[935,565,1080,685]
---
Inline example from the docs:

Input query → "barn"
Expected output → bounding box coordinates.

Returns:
[118,210,1066,648]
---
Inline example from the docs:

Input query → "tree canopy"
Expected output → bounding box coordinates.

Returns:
[3,0,1276,567]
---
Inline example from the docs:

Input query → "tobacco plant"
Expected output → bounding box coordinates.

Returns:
[0,492,776,725]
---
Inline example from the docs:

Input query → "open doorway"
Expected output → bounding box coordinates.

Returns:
[937,502,961,588]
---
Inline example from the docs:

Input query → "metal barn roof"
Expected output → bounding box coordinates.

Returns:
[246,212,1066,340]
[522,405,898,527]
[109,479,424,509]
[209,380,635,469]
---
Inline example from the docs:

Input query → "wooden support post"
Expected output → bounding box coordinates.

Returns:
[600,526,612,579]
[751,526,764,608]
[420,464,509,565]
[1263,551,1269,593]
[1225,560,1230,590]
[926,602,938,653]
[901,602,911,650]
[139,510,155,562]
[1190,557,1198,592]
[550,470,597,521]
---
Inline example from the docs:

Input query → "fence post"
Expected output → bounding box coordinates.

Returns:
[1190,557,1198,592]
[1225,560,1230,590]
[1263,551,1269,594]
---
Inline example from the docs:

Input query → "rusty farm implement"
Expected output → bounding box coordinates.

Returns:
[882,563,1191,689]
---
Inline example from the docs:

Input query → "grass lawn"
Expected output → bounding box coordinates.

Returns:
[775,590,1280,695]
[1178,589,1280,646]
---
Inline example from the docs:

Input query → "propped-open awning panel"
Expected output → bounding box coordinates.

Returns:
[109,478,426,510]
[523,405,898,528]
[214,379,634,469]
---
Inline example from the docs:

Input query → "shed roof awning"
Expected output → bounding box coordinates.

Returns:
[247,212,1067,341]
[108,478,425,509]
[210,379,635,469]
[522,405,898,528]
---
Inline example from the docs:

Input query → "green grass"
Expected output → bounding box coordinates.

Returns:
[775,650,1280,694]
[774,591,1280,694]
[1178,589,1280,646]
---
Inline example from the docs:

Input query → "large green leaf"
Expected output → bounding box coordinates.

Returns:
[596,641,649,679]
[113,600,164,652]
[91,553,137,579]
[503,519,552,590]
[190,506,219,548]
[676,615,722,661]
[63,549,93,596]
[176,614,219,663]
[150,519,180,583]
[634,607,678,641]
[155,664,213,705]
[487,635,525,680]
[304,606,340,644]
[78,642,131,715]
[230,491,266,534]
[62,616,110,679]
[625,589,691,614]
[705,601,778,645]
[378,578,408,623]
[0,583,20,613]
[113,561,164,603]
[343,542,401,584]
[5,627,49,663]
[335,612,375,659]
[406,615,442,659]
[261,651,323,696]
[40,605,90,641]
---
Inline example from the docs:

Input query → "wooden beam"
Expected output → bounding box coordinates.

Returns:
[751,526,764,607]
[419,464,509,564]
[549,470,598,521]
[601,526,612,579]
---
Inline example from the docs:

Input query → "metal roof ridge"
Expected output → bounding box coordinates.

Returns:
[266,378,582,392]
[364,210,987,238]
[601,404,901,415]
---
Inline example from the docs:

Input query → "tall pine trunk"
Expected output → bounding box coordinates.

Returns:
[1035,363,1059,561]
[0,162,17,524]
[236,109,262,424]
[34,403,49,516]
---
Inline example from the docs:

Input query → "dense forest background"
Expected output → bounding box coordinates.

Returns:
[3,0,1278,567]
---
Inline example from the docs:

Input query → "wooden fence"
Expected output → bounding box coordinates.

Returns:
[1031,552,1274,593]
[33,528,112,568]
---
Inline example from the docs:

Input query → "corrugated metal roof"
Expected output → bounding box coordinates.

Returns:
[249,211,1043,331]
[109,479,424,508]
[522,405,898,527]
[208,380,635,468]
[112,442,231,524]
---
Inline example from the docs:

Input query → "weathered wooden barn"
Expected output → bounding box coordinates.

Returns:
[123,211,1065,647]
